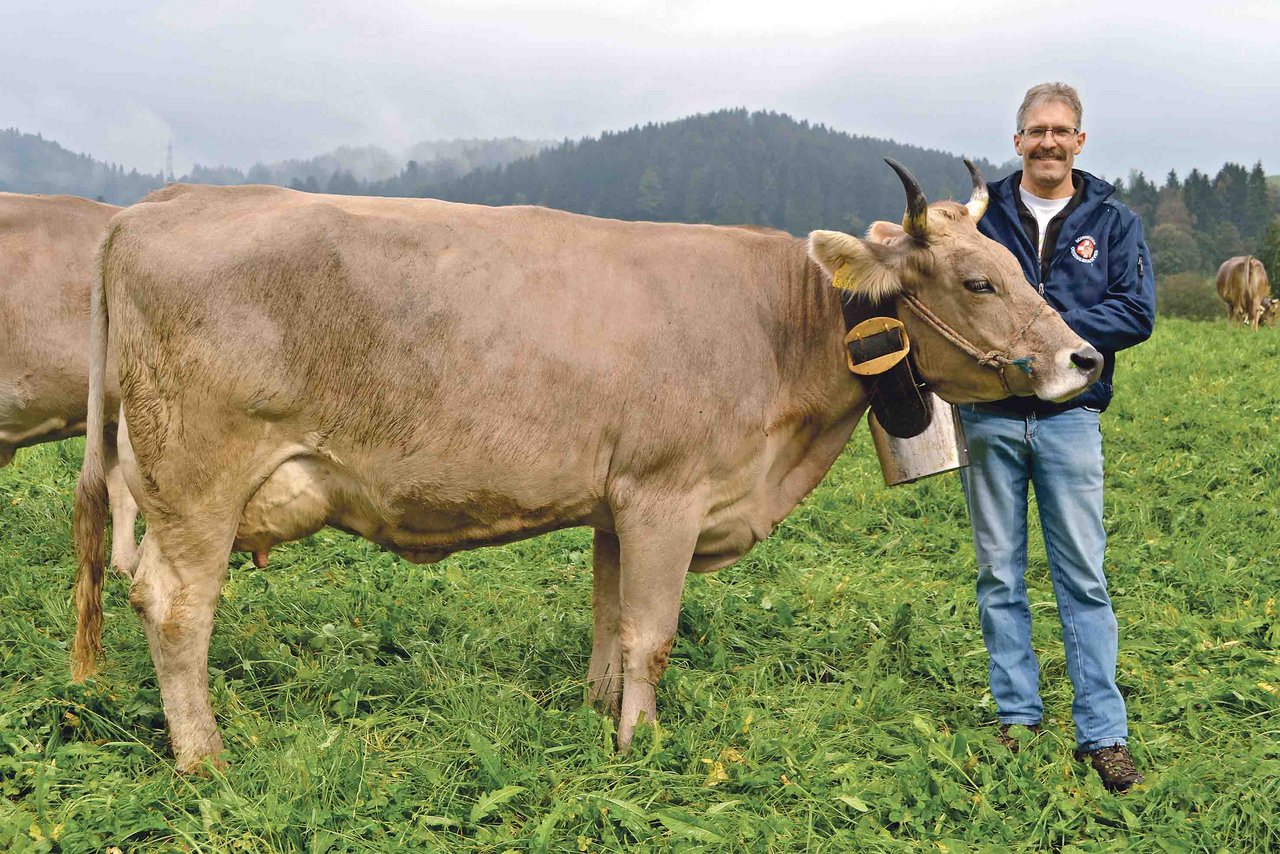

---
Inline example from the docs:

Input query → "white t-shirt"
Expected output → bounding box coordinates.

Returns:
[1019,186,1071,257]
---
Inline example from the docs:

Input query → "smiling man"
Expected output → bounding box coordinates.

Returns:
[958,82,1156,792]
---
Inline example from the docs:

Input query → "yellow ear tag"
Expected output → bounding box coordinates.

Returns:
[832,262,858,292]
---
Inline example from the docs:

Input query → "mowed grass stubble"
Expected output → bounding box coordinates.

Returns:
[0,317,1277,852]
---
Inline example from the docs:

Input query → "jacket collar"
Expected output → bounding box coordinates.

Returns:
[988,169,1115,214]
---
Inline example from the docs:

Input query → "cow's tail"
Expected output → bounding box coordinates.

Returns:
[71,224,117,681]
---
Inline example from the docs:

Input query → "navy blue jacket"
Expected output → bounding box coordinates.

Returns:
[978,169,1156,414]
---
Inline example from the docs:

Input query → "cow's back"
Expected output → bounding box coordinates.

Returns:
[0,193,118,455]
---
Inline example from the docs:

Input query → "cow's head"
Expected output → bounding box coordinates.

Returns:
[807,159,1102,404]
[1261,296,1279,327]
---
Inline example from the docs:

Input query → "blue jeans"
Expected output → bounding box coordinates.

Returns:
[958,404,1128,751]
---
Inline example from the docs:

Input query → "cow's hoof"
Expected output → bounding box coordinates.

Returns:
[176,753,228,775]
[586,692,622,721]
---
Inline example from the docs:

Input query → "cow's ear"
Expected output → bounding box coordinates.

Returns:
[808,230,902,302]
[865,220,906,244]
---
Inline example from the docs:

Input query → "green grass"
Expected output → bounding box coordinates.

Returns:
[1,317,1278,852]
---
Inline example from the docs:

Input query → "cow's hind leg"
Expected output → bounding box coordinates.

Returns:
[128,522,232,772]
[587,529,623,716]
[614,509,699,751]
[104,429,140,578]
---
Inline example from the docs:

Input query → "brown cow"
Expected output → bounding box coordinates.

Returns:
[1216,255,1271,329]
[72,161,1101,771]
[1,193,139,573]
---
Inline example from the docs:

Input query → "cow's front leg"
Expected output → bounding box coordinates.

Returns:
[587,529,623,716]
[129,529,228,772]
[614,511,698,751]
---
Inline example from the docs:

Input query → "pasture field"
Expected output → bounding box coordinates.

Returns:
[0,317,1277,852]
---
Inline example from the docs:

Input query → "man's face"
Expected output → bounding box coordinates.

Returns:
[1014,100,1085,192]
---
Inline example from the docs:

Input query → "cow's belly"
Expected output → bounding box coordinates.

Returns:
[236,459,765,571]
[233,454,601,565]
[0,416,86,457]
[0,374,90,452]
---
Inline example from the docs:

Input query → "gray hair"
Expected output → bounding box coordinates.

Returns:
[1016,82,1083,131]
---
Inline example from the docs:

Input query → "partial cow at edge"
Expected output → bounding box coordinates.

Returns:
[0,192,139,573]
[1216,255,1273,329]
[71,160,1103,772]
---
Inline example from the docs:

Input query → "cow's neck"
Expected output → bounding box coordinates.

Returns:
[770,244,868,421]
[757,244,870,523]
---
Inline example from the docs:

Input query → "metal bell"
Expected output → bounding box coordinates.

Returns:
[869,392,969,486]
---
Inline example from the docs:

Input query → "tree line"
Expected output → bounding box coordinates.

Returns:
[288,109,1010,238]
[4,114,1278,294]
[281,110,1280,281]
[1113,162,1278,277]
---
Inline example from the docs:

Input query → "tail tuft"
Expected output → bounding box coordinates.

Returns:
[71,459,108,680]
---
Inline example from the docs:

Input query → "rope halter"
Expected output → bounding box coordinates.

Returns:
[897,292,1041,396]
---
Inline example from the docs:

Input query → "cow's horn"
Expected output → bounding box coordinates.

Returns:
[963,158,989,222]
[884,158,929,242]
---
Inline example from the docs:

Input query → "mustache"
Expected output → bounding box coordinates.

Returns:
[1031,151,1067,161]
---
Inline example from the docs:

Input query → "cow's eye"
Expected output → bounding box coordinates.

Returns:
[963,279,995,294]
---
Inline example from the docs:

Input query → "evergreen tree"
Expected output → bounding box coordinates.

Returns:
[1244,162,1270,240]
[1120,170,1159,224]
[1257,217,1280,285]
[635,168,665,218]
[1183,169,1216,233]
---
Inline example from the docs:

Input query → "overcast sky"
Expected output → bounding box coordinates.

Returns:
[4,0,1276,183]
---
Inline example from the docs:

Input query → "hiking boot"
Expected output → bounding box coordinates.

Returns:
[996,723,1040,752]
[1075,744,1144,792]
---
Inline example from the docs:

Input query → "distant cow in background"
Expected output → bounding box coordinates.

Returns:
[1216,255,1271,329]
[0,193,139,573]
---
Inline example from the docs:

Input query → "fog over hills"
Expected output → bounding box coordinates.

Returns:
[0,129,553,204]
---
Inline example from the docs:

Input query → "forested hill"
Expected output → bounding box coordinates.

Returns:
[0,111,1009,230]
[429,109,1008,236]
[6,113,1276,285]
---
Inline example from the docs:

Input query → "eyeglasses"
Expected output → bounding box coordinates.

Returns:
[1018,126,1080,141]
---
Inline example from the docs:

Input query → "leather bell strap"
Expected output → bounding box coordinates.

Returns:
[839,288,933,440]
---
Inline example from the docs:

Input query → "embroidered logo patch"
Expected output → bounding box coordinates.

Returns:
[1073,235,1098,263]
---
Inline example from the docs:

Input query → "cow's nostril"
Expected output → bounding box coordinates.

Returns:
[1070,350,1100,372]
